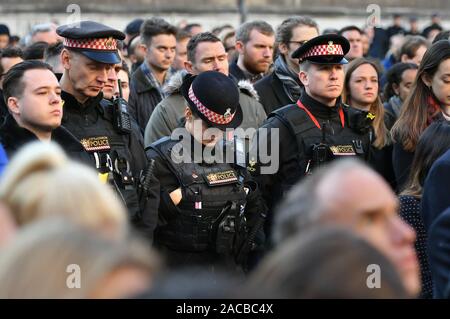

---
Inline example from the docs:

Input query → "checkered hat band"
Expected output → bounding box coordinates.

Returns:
[63,37,117,51]
[302,44,344,59]
[188,85,235,125]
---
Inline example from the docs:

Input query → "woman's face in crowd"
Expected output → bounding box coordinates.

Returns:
[394,68,417,102]
[348,63,378,110]
[428,58,450,108]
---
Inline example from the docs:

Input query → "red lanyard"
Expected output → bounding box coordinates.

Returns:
[297,100,345,130]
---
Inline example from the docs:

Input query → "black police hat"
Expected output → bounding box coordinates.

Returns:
[125,19,144,36]
[291,34,350,65]
[180,71,243,130]
[56,21,125,64]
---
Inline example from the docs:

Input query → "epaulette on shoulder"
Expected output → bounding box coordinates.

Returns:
[237,80,259,101]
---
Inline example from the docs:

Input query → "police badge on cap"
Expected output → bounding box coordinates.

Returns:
[180,71,243,130]
[291,34,350,65]
[56,21,125,64]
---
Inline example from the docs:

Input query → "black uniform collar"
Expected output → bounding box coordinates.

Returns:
[299,92,341,119]
[61,90,104,112]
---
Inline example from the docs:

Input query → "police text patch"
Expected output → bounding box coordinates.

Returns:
[330,145,356,156]
[205,170,238,186]
[81,136,111,152]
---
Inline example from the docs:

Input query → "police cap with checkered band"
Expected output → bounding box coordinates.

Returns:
[291,34,350,65]
[56,21,125,64]
[180,71,243,130]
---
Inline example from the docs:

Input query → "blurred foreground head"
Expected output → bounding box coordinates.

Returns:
[0,218,161,298]
[248,226,409,298]
[273,159,420,297]
[0,142,128,239]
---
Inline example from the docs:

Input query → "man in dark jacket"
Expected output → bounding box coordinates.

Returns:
[229,21,274,84]
[0,60,88,163]
[255,16,319,115]
[249,34,372,235]
[56,21,152,231]
[129,18,177,132]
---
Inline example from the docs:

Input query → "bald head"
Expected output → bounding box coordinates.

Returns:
[274,158,419,296]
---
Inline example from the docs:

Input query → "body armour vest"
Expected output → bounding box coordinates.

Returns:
[150,137,248,253]
[270,102,372,174]
[61,95,140,220]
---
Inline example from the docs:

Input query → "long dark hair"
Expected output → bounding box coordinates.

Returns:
[343,58,388,149]
[402,120,450,197]
[391,40,450,152]
[383,62,418,101]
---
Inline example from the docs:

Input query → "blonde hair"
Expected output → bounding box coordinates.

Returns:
[0,218,160,298]
[0,142,128,239]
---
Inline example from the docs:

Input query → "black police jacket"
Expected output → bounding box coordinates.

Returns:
[143,128,266,262]
[60,90,148,222]
[0,114,91,165]
[249,92,372,215]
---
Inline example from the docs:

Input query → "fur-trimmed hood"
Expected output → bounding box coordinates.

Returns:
[163,70,259,101]
[163,69,188,95]
[237,79,259,101]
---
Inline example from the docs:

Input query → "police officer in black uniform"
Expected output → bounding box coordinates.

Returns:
[249,34,373,234]
[56,21,149,228]
[143,71,266,271]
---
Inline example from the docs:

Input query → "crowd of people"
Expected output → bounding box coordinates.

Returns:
[0,11,449,299]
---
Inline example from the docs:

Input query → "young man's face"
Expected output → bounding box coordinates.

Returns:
[62,50,115,100]
[172,37,190,71]
[9,68,62,132]
[102,64,120,100]
[144,34,176,72]
[342,30,363,61]
[0,56,23,88]
[237,29,275,74]
[300,63,344,105]
[114,69,130,102]
[187,41,229,76]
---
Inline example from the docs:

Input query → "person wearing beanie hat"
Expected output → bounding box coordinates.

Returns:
[141,70,266,272]
[0,24,10,49]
